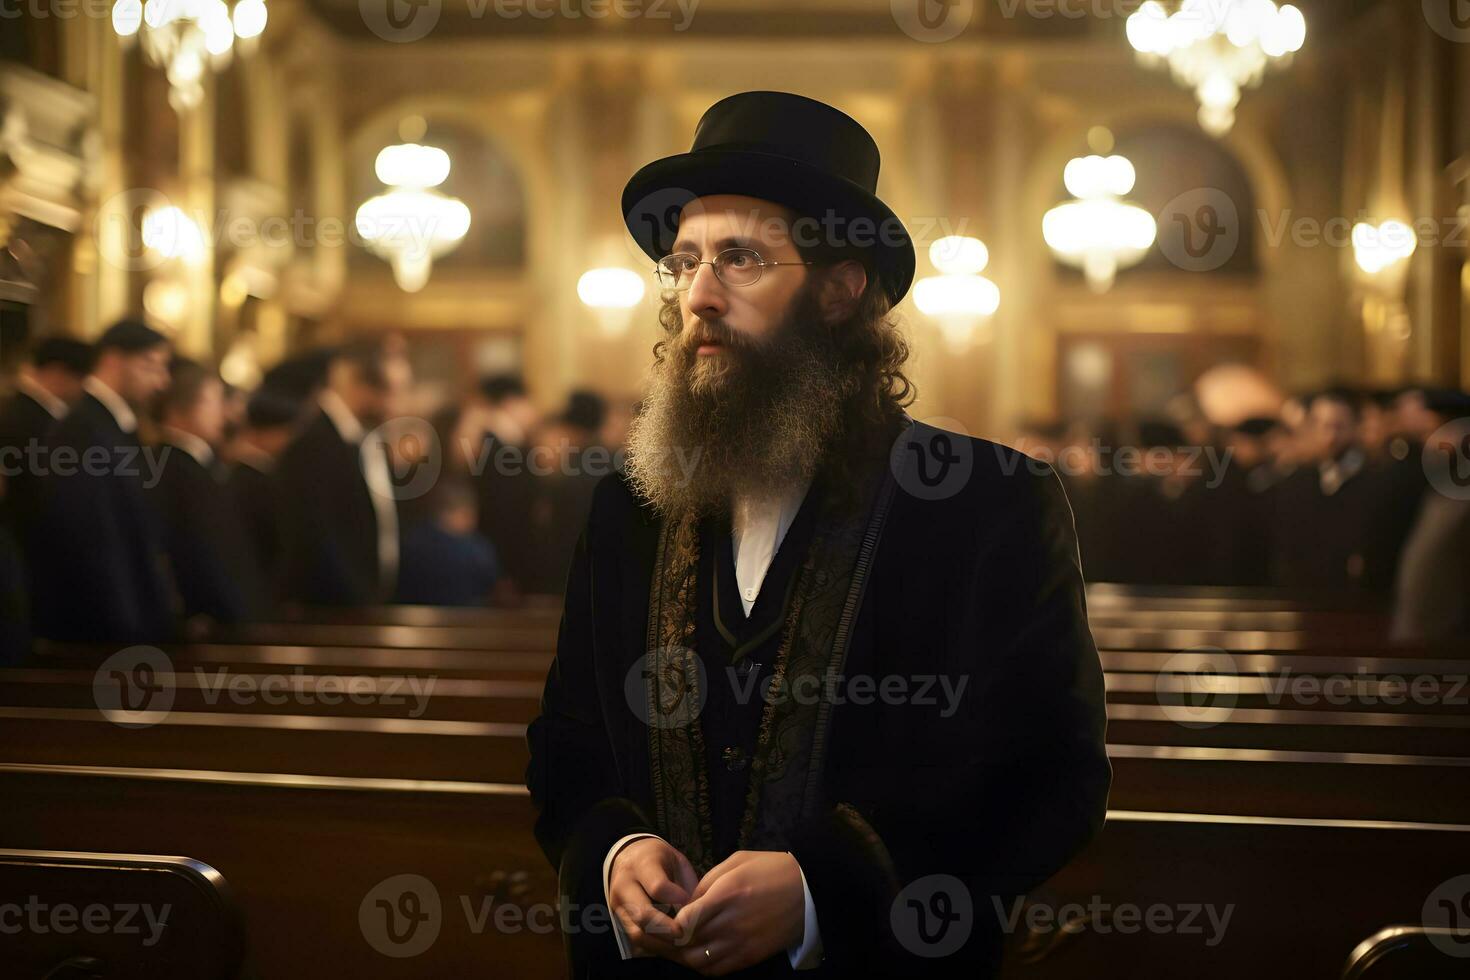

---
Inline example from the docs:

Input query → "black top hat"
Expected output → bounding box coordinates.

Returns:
[622,91,915,307]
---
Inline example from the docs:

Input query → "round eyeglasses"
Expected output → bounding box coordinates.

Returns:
[654,247,813,291]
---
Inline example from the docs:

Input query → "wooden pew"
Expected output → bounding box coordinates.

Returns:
[1,587,1457,978]
[34,642,556,681]
[0,765,560,979]
[0,847,244,979]
[0,666,542,722]
[998,811,1470,979]
[0,708,529,782]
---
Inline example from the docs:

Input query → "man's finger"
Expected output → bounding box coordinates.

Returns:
[671,850,700,897]
[642,873,690,909]
[690,855,737,901]
[610,883,685,952]
[672,890,728,939]
[679,938,737,976]
[629,900,684,941]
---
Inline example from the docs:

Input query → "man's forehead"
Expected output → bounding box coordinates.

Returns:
[673,194,799,247]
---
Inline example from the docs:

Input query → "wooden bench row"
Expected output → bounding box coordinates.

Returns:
[4,764,1463,979]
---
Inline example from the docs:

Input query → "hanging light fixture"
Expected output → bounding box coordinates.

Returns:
[1126,0,1306,137]
[912,235,1000,351]
[354,121,472,293]
[577,267,645,337]
[111,0,268,112]
[1043,150,1157,293]
[1352,220,1416,277]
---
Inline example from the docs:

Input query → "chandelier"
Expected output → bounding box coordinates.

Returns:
[111,0,268,111]
[577,267,646,336]
[1126,0,1306,137]
[912,236,1000,351]
[354,134,472,293]
[1043,152,1156,293]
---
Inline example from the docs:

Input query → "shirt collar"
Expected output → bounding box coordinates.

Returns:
[16,373,66,420]
[731,476,812,536]
[162,426,215,468]
[230,442,274,473]
[318,389,365,444]
[82,375,138,434]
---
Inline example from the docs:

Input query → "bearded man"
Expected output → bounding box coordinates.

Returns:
[526,91,1110,979]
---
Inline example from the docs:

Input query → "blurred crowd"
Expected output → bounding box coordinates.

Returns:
[3,318,1468,659]
[0,319,632,659]
[1019,384,1470,642]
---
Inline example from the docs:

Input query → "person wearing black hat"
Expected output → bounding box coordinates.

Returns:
[221,386,301,597]
[469,372,543,596]
[526,91,1109,978]
[30,318,175,642]
[0,337,91,544]
[0,337,88,660]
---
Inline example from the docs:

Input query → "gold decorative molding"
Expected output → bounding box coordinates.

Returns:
[0,65,96,234]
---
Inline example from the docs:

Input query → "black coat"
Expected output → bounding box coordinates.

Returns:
[475,433,538,588]
[30,393,174,642]
[223,458,281,593]
[276,410,390,606]
[526,425,1111,978]
[150,444,264,623]
[0,390,60,538]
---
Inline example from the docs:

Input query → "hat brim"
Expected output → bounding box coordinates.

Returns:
[622,148,916,306]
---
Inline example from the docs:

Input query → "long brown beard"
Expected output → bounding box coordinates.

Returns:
[624,283,857,517]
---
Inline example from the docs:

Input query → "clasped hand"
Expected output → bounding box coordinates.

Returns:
[608,839,805,976]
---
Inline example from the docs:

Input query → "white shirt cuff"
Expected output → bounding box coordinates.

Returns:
[787,852,824,969]
[604,833,662,960]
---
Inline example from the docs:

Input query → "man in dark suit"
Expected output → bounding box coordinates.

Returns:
[276,339,412,607]
[0,337,92,655]
[472,373,542,596]
[221,387,299,599]
[0,337,91,535]
[31,319,174,642]
[1272,389,1419,592]
[526,92,1110,979]
[149,358,265,624]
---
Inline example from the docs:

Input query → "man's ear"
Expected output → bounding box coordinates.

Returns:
[818,260,868,324]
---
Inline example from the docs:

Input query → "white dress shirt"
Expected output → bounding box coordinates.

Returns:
[161,426,215,469]
[731,480,809,616]
[17,373,67,421]
[82,375,137,434]
[604,479,822,968]
[318,390,399,594]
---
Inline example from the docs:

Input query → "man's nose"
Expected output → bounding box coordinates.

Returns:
[685,261,728,321]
